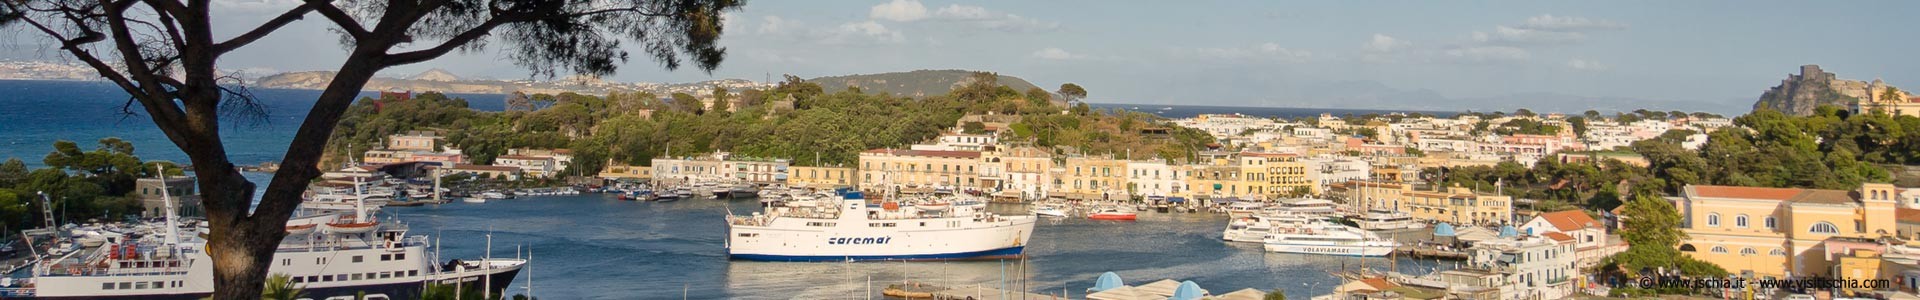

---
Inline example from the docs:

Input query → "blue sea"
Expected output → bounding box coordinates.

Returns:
[0,79,1453,299]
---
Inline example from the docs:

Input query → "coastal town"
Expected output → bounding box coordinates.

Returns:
[1,1,1917,299]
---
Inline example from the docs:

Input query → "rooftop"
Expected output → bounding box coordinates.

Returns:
[1535,210,1601,231]
[861,148,982,159]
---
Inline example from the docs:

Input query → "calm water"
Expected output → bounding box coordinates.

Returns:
[0,79,1452,299]
[394,196,1448,299]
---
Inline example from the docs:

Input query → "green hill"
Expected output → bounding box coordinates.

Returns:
[808,70,1041,97]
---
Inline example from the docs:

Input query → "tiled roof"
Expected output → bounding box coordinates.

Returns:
[1543,231,1577,242]
[860,148,982,159]
[1357,277,1397,291]
[1899,208,1920,224]
[1691,185,1805,201]
[1537,210,1600,231]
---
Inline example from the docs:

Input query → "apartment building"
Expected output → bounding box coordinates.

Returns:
[1674,183,1900,279]
[788,166,856,188]
[857,149,983,193]
[1337,181,1513,226]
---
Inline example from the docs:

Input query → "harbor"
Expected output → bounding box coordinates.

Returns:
[388,193,1450,299]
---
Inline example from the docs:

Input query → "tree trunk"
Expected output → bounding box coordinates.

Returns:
[200,50,386,300]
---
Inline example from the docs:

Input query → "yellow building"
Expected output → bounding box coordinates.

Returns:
[1337,181,1512,226]
[1675,184,1900,279]
[1057,156,1129,200]
[789,166,856,188]
[1241,152,1309,198]
[596,164,651,180]
[857,149,982,194]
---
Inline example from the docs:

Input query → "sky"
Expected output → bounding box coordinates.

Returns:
[16,0,1920,114]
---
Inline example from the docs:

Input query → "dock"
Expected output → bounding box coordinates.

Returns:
[886,282,1061,300]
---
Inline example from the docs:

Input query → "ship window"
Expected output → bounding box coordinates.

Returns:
[410,270,419,277]
[737,233,758,237]
[381,254,391,261]
[381,272,392,279]
[353,255,364,263]
[136,282,149,289]
[282,259,291,266]
[103,282,114,290]
[293,277,304,283]
[397,253,406,260]
[119,282,131,289]
[307,276,318,282]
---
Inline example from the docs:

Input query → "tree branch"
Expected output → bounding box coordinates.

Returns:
[305,0,368,40]
[381,17,509,66]
[213,3,311,55]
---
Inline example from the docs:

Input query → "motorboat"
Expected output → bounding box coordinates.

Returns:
[1087,207,1138,221]
[1031,204,1070,218]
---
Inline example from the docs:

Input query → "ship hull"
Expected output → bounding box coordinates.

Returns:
[24,269,520,300]
[727,215,1035,262]
[729,246,1025,262]
[1262,243,1395,257]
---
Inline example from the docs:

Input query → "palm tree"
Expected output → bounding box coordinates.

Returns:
[261,274,305,300]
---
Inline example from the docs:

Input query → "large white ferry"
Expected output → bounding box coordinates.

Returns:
[725,190,1035,261]
[1262,221,1398,257]
[0,171,523,299]
[1221,213,1317,243]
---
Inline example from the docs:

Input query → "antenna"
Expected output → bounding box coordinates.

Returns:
[154,164,181,257]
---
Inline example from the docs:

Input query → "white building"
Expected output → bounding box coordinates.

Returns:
[909,131,999,151]
[1518,210,1619,269]
[1467,232,1579,300]
[1125,159,1183,198]
[1299,156,1369,196]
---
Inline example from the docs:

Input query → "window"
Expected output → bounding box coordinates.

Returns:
[1810,222,1840,234]
[1770,249,1787,256]
[1741,248,1757,256]
[282,258,291,266]
[1705,213,1720,227]
[1765,216,1776,229]
[103,283,115,290]
[1735,215,1749,228]
[409,270,419,277]
[119,282,132,289]
[353,255,364,263]
[1711,246,1728,253]
[396,253,405,260]
[381,254,392,261]
[136,282,149,289]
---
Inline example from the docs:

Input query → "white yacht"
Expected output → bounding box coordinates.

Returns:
[1224,201,1265,218]
[1269,198,1340,217]
[725,190,1035,261]
[1031,204,1071,218]
[0,170,523,299]
[1221,213,1317,243]
[1355,209,1425,230]
[1262,221,1398,257]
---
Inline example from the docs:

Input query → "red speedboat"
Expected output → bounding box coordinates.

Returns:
[1087,208,1137,221]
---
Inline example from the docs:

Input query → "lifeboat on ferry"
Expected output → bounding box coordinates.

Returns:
[1087,208,1137,221]
[325,221,380,234]
[882,201,900,211]
[914,202,951,212]
[285,224,318,235]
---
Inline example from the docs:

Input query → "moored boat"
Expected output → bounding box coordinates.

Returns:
[1087,207,1137,221]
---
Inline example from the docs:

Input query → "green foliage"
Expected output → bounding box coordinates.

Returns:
[1605,193,1727,278]
[1637,106,1901,194]
[1492,118,1561,136]
[0,158,26,187]
[1265,289,1287,300]
[261,273,305,300]
[1057,83,1087,103]
[419,282,506,300]
[962,122,987,134]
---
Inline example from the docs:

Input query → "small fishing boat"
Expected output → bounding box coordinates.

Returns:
[1031,204,1070,218]
[1088,207,1138,221]
[462,197,487,204]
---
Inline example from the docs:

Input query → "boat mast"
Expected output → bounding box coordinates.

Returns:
[154,164,181,257]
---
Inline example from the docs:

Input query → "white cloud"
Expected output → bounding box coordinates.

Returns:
[1362,34,1410,53]
[934,4,994,20]
[832,21,906,44]
[1443,46,1531,62]
[1472,26,1587,45]
[871,2,1058,32]
[1031,48,1086,60]
[754,16,904,45]
[1566,58,1609,71]
[1519,14,1627,31]
[1180,42,1313,63]
[869,0,929,22]
[756,16,802,35]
